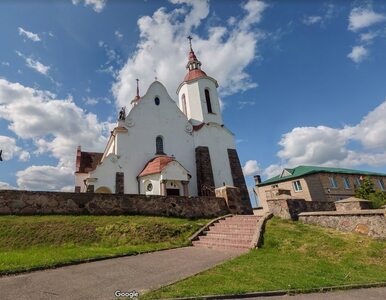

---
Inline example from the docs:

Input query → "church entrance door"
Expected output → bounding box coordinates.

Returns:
[166,188,180,196]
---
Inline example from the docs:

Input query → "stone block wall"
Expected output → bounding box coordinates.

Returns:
[299,210,386,239]
[267,198,335,220]
[0,190,230,218]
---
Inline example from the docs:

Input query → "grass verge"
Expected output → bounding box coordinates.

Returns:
[0,215,208,274]
[143,217,386,299]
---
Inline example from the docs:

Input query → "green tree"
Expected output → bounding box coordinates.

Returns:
[355,177,386,209]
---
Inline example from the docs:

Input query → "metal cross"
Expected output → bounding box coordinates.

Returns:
[187,35,193,48]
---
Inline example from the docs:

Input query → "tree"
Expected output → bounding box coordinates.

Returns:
[355,177,386,209]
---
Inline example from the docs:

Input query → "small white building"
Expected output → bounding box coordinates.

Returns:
[75,41,250,207]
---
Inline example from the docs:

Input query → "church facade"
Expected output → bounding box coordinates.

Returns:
[75,41,250,208]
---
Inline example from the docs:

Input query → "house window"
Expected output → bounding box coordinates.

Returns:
[343,177,351,189]
[154,97,160,106]
[205,89,213,114]
[182,94,187,115]
[378,179,385,191]
[328,176,338,188]
[156,136,164,154]
[293,180,302,192]
[355,177,361,187]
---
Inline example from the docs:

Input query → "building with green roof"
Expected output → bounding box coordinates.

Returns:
[255,165,386,211]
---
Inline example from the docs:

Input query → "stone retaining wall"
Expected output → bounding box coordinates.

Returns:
[299,210,386,239]
[267,198,335,220]
[0,190,230,218]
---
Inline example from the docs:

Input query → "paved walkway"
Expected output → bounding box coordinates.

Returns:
[0,247,243,300]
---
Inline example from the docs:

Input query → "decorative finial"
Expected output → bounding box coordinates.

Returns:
[187,35,193,50]
[136,78,139,98]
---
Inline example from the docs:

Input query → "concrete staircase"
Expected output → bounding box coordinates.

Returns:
[192,215,261,251]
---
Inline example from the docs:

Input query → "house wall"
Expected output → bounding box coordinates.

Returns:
[257,173,386,206]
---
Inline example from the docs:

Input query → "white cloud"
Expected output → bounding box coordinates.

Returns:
[16,51,50,76]
[238,100,255,109]
[347,45,368,63]
[0,135,30,162]
[113,0,268,109]
[18,27,41,42]
[0,181,16,190]
[348,7,386,32]
[72,0,107,13]
[0,78,114,191]
[242,160,260,176]
[114,30,123,39]
[264,99,386,177]
[302,16,323,25]
[360,31,378,43]
[17,165,73,191]
[302,3,336,27]
[1,62,10,67]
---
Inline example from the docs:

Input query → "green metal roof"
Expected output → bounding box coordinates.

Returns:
[258,165,386,186]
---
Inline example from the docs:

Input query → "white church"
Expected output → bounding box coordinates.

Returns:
[75,39,250,206]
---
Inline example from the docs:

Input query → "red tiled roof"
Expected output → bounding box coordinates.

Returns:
[183,69,207,82]
[138,156,174,177]
[193,123,205,131]
[76,151,103,173]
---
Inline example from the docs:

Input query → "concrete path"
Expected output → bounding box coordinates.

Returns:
[0,247,243,300]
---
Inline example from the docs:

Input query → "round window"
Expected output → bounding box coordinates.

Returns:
[154,97,160,105]
[147,183,153,191]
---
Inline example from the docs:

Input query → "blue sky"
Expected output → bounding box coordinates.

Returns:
[1,0,386,198]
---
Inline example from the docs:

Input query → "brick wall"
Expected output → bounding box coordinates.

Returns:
[0,190,230,218]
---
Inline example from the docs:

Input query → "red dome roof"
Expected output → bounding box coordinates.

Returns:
[138,156,174,177]
[183,69,207,82]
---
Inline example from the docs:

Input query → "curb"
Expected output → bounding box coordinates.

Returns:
[164,281,386,299]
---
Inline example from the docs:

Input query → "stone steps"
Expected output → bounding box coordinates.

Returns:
[192,215,260,251]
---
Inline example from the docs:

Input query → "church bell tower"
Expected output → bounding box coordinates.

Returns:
[177,36,223,125]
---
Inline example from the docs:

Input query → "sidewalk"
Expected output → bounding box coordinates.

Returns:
[0,246,243,300]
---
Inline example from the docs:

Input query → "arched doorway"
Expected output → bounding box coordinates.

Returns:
[95,186,112,194]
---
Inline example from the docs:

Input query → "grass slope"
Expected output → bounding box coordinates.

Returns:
[144,217,386,299]
[0,215,208,274]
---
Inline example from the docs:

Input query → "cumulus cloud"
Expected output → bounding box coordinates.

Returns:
[347,45,368,63]
[113,0,268,109]
[0,78,113,190]
[17,165,74,191]
[242,160,260,176]
[0,181,16,190]
[360,31,378,43]
[0,135,30,161]
[18,27,41,42]
[264,99,386,178]
[16,51,50,76]
[72,0,107,13]
[348,7,386,32]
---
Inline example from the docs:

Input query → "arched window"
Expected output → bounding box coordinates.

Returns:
[182,94,187,115]
[156,136,164,154]
[205,89,213,113]
[154,97,160,105]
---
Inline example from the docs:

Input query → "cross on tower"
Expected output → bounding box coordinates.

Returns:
[187,35,193,49]
[136,78,139,97]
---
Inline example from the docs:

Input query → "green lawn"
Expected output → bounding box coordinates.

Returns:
[0,215,208,274]
[144,217,386,299]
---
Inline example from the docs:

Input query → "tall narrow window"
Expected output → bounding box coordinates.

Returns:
[328,176,338,188]
[205,89,213,114]
[378,179,385,191]
[182,94,187,115]
[156,136,164,154]
[293,180,302,192]
[343,177,351,189]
